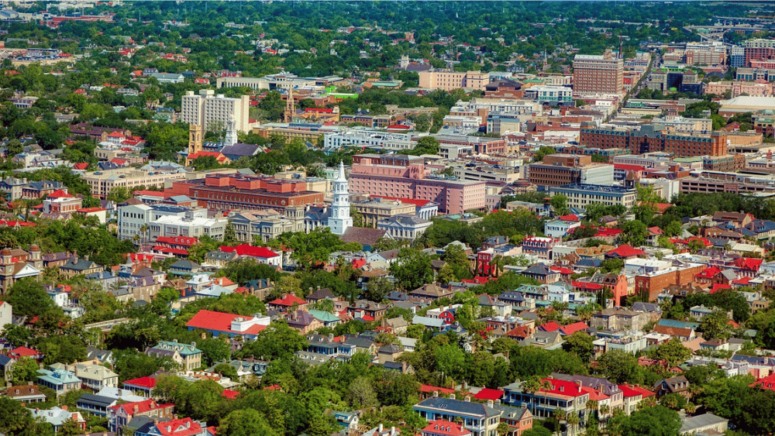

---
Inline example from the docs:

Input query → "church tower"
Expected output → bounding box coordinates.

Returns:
[284,87,295,123]
[223,116,238,147]
[189,124,203,155]
[328,161,352,236]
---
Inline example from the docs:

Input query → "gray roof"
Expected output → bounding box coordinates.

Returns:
[220,143,262,158]
[415,397,501,417]
[77,394,114,408]
[680,413,728,433]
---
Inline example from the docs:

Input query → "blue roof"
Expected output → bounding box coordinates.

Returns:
[658,319,700,330]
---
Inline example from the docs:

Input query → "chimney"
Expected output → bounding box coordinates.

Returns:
[450,394,455,400]
[61,406,68,411]
[488,400,494,408]
[379,424,383,432]
[465,396,471,402]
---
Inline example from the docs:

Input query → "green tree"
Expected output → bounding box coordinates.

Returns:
[621,406,681,436]
[348,376,380,408]
[620,220,648,247]
[562,332,595,362]
[364,276,393,302]
[239,322,308,361]
[219,409,278,436]
[389,248,434,290]
[11,357,40,385]
[550,194,570,216]
[654,338,692,367]
[699,309,731,340]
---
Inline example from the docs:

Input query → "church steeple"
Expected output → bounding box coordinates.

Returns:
[328,161,352,235]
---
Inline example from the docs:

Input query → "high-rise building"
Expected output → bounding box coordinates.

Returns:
[181,90,251,133]
[327,162,352,236]
[573,50,624,95]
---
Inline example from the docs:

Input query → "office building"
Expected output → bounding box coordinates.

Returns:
[548,184,638,209]
[181,90,251,133]
[83,166,187,200]
[348,154,486,214]
[573,50,624,94]
[418,70,490,91]
[730,45,745,68]
[527,154,614,188]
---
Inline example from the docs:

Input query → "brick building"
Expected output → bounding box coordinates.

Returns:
[744,39,775,67]
[580,125,728,157]
[166,174,324,213]
[634,262,706,301]
[527,154,614,187]
[702,154,746,172]
[573,50,624,94]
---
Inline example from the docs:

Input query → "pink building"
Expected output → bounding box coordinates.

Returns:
[705,80,773,98]
[348,154,486,214]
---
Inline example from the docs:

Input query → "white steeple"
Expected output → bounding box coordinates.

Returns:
[223,116,237,147]
[328,161,352,235]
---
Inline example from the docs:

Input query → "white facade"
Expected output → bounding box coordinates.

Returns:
[0,301,11,333]
[148,213,228,241]
[328,162,353,236]
[181,90,251,133]
[324,130,416,151]
[543,219,581,238]
[117,205,192,241]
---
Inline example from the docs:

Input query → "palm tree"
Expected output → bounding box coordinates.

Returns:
[599,404,610,419]
[553,409,566,435]
[567,413,580,436]
[523,377,542,416]
[140,224,149,243]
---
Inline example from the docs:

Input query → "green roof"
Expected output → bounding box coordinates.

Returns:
[309,310,341,323]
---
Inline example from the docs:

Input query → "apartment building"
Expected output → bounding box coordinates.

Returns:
[148,212,228,241]
[181,89,251,133]
[548,184,637,209]
[527,154,614,188]
[744,39,775,67]
[579,125,728,157]
[418,70,490,91]
[634,261,706,301]
[348,154,486,214]
[83,168,186,199]
[353,197,417,226]
[573,51,624,94]
[117,204,194,241]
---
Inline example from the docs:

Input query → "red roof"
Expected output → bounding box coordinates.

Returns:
[0,220,36,227]
[47,189,74,199]
[387,124,411,129]
[263,384,282,391]
[10,346,39,357]
[269,293,307,307]
[473,388,504,401]
[618,384,655,398]
[109,399,172,415]
[153,246,189,256]
[752,373,775,391]
[581,386,610,401]
[152,418,204,436]
[156,236,199,247]
[73,163,89,170]
[188,151,228,162]
[220,244,279,259]
[186,310,267,336]
[572,280,604,291]
[606,244,647,258]
[77,207,105,213]
[422,420,472,436]
[560,322,588,336]
[420,384,456,395]
[732,257,763,271]
[710,284,732,294]
[123,377,156,389]
[360,315,374,322]
[126,253,155,262]
[539,321,562,332]
[696,266,722,279]
[371,195,431,207]
[648,226,663,235]
[352,258,367,269]
[614,164,646,172]
[733,276,752,286]
[107,131,125,138]
[305,108,334,113]
[461,276,492,285]
[558,214,579,222]
[539,378,586,398]
[222,389,239,399]
[550,266,573,275]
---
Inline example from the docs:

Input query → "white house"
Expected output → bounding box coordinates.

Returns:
[543,215,581,238]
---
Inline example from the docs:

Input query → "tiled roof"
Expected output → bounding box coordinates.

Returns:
[123,376,156,389]
[606,244,647,258]
[473,388,504,401]
[422,420,472,436]
[269,294,306,307]
[109,399,172,415]
[559,322,588,336]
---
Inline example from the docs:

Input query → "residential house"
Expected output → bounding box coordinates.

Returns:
[347,301,388,321]
[6,383,47,403]
[679,413,728,435]
[653,376,690,399]
[591,308,651,332]
[145,340,202,370]
[285,310,323,333]
[521,264,560,284]
[410,283,456,302]
[108,399,174,433]
[30,406,86,434]
[185,310,270,341]
[59,256,103,279]
[70,362,119,391]
[502,378,590,420]
[267,293,308,312]
[414,396,503,436]
[142,417,212,436]
[37,368,81,396]
[490,404,533,436]
[422,420,473,436]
